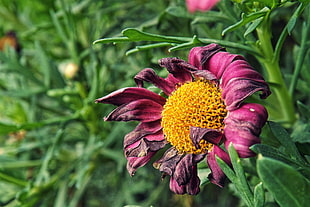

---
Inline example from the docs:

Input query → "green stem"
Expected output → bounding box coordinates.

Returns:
[256,14,295,126]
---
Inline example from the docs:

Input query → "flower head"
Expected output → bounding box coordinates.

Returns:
[96,44,270,195]
[186,0,220,13]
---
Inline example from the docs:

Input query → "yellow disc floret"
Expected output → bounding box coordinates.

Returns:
[161,79,227,154]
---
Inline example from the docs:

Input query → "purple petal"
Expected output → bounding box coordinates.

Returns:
[190,127,223,149]
[153,147,182,176]
[173,154,205,186]
[224,103,268,157]
[207,145,231,187]
[124,120,162,148]
[104,99,163,122]
[126,151,156,176]
[220,60,271,110]
[188,44,226,71]
[159,57,194,83]
[169,165,201,195]
[95,87,166,106]
[222,79,271,111]
[134,68,179,96]
[169,177,186,194]
[186,0,220,13]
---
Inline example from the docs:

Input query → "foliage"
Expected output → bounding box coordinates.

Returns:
[0,0,309,206]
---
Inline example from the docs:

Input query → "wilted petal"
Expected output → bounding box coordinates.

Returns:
[104,99,163,122]
[224,103,267,157]
[188,44,225,71]
[222,78,271,111]
[173,154,205,185]
[159,57,194,83]
[190,127,222,149]
[127,151,156,176]
[134,68,179,96]
[124,120,162,148]
[95,87,166,106]
[153,147,183,176]
[207,145,231,187]
[186,0,221,13]
[170,165,201,195]
[170,177,186,194]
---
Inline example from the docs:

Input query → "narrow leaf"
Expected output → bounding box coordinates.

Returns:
[254,182,265,207]
[257,156,310,207]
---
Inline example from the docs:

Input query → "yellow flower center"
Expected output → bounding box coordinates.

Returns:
[161,79,227,154]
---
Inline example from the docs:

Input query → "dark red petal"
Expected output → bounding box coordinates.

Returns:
[104,99,163,122]
[124,120,162,148]
[188,44,225,71]
[159,57,194,83]
[224,103,267,157]
[190,127,223,150]
[173,154,205,186]
[134,68,178,96]
[95,87,166,106]
[169,177,186,194]
[219,59,271,110]
[169,165,201,195]
[153,147,182,176]
[222,78,271,111]
[207,145,231,187]
[126,151,156,176]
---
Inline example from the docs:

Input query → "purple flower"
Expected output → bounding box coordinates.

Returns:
[96,44,270,195]
[186,0,220,13]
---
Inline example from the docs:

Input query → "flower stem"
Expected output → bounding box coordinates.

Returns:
[256,14,295,126]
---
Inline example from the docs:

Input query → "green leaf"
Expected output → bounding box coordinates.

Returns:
[251,144,301,166]
[222,9,268,36]
[253,182,265,207]
[268,121,304,163]
[257,156,310,207]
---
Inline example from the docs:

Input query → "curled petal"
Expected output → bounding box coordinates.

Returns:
[173,154,205,186]
[190,127,223,149]
[125,138,166,158]
[169,165,201,195]
[188,44,226,71]
[207,145,231,187]
[126,151,156,176]
[153,147,182,176]
[134,68,179,96]
[186,0,220,13]
[124,120,162,148]
[95,87,166,106]
[224,103,268,157]
[104,99,163,122]
[222,78,271,111]
[159,57,194,84]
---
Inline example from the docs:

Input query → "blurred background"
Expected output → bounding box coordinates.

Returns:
[0,0,308,206]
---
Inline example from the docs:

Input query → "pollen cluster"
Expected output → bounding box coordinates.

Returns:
[161,79,227,154]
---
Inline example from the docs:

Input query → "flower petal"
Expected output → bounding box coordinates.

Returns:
[169,165,201,195]
[224,103,268,157]
[207,145,231,187]
[153,147,182,176]
[220,60,271,110]
[190,127,223,149]
[186,0,220,13]
[104,99,163,122]
[188,44,225,71]
[95,87,166,106]
[124,120,162,148]
[126,151,156,176]
[159,57,194,83]
[173,154,205,186]
[134,68,179,96]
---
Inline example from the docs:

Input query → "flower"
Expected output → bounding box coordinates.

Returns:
[96,44,270,195]
[186,0,220,13]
